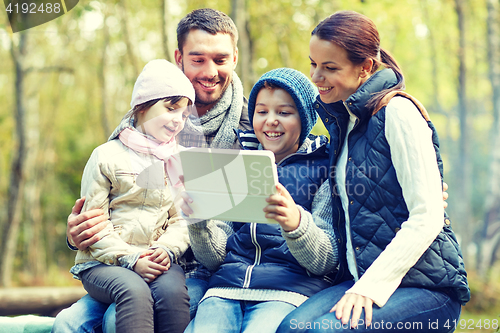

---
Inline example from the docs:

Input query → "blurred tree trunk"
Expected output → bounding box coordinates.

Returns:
[277,25,291,69]
[487,0,500,134]
[0,32,28,287]
[231,0,254,93]
[161,0,174,63]
[23,95,46,281]
[22,65,71,283]
[419,0,446,115]
[454,0,472,263]
[479,0,500,278]
[119,0,140,77]
[99,12,111,138]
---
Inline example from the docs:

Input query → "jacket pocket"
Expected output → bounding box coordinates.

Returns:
[114,171,140,193]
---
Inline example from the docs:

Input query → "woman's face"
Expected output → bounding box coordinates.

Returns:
[309,35,368,104]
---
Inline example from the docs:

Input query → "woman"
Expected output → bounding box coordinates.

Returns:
[277,10,469,333]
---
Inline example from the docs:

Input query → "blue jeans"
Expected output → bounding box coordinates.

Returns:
[185,277,209,319]
[185,297,297,333]
[276,280,462,333]
[52,276,208,333]
[52,294,114,333]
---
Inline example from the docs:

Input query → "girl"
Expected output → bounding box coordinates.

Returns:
[277,10,469,333]
[69,59,195,333]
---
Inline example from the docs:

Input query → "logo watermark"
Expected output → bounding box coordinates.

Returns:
[4,0,79,32]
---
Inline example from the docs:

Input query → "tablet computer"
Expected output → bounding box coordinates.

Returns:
[179,147,279,223]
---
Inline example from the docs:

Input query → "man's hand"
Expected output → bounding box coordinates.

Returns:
[67,197,108,250]
[263,183,301,232]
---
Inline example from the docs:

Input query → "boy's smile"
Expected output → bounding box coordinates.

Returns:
[264,131,284,138]
[253,88,301,163]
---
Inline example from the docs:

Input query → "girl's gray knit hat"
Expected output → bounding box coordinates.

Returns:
[248,67,319,146]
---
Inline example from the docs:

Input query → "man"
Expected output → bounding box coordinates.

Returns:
[175,7,250,149]
[52,8,250,333]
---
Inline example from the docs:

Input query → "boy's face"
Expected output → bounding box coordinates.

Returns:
[253,88,301,163]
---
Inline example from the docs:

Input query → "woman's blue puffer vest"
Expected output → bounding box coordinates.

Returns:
[314,69,470,305]
[206,130,332,297]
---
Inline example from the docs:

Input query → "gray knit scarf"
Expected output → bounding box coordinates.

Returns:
[180,71,243,149]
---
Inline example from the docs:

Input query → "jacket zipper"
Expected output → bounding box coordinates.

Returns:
[323,101,361,280]
[317,101,349,282]
[242,223,261,288]
[342,101,363,279]
[343,101,360,130]
[317,102,343,155]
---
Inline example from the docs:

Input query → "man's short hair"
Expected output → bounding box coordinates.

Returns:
[176,8,239,54]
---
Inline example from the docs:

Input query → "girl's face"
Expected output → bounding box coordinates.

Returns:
[135,97,191,143]
[253,88,301,163]
[309,35,368,104]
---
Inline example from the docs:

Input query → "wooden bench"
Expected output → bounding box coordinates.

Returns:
[0,286,86,317]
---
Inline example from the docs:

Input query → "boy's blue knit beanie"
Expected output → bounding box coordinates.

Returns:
[248,68,318,146]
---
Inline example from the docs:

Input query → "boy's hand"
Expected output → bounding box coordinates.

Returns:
[67,197,108,250]
[133,253,168,283]
[178,191,194,216]
[264,183,301,232]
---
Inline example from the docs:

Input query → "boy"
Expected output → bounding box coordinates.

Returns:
[183,68,338,333]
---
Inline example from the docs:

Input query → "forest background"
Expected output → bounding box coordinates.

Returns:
[1,0,500,325]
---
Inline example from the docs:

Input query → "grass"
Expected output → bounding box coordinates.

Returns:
[455,266,500,333]
[456,312,500,333]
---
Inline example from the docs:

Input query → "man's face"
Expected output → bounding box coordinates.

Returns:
[175,29,238,116]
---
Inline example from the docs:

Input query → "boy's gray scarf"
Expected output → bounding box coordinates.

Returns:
[181,71,243,149]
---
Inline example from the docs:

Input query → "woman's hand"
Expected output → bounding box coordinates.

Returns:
[67,197,108,250]
[134,251,169,283]
[443,182,449,209]
[263,183,300,232]
[330,293,374,329]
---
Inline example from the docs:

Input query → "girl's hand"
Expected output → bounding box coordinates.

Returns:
[147,248,171,268]
[263,183,300,232]
[133,254,168,283]
[330,293,374,329]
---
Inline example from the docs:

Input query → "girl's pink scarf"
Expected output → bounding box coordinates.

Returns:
[119,128,183,187]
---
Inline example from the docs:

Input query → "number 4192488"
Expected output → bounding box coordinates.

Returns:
[445,318,499,330]
[6,2,61,14]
